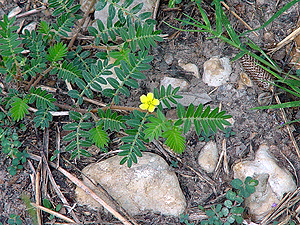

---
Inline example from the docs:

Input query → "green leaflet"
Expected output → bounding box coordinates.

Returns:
[46,42,68,62]
[89,126,109,148]
[162,128,185,154]
[9,97,29,122]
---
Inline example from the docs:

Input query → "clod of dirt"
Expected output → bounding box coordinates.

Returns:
[76,152,186,216]
[233,144,297,221]
[202,57,232,87]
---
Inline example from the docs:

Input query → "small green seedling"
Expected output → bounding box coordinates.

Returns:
[180,214,195,225]
[43,199,62,220]
[199,130,215,142]
[224,127,235,138]
[170,160,178,168]
[7,214,22,225]
[199,177,258,225]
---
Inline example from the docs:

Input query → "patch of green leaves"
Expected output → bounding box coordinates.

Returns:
[200,177,258,225]
[46,42,68,62]
[154,84,182,111]
[180,214,194,225]
[43,199,62,220]
[143,100,231,154]
[7,214,22,225]
[0,112,29,176]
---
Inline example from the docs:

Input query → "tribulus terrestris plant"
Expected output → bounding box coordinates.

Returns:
[0,0,232,168]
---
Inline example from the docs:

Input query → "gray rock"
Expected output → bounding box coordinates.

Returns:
[202,57,232,87]
[176,92,212,107]
[233,144,296,221]
[161,77,189,92]
[197,141,219,173]
[76,152,186,216]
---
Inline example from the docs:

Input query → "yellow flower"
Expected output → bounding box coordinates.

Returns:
[139,93,160,112]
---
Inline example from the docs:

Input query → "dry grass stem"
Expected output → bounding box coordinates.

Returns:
[220,1,259,37]
[279,150,298,186]
[39,85,106,107]
[260,188,300,224]
[28,107,69,116]
[36,161,42,225]
[42,154,80,222]
[274,95,300,160]
[269,26,300,53]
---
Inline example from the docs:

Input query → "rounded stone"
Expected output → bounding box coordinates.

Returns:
[202,57,232,87]
[233,144,296,221]
[197,141,219,173]
[76,152,186,216]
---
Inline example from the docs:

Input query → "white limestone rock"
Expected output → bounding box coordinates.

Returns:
[202,57,232,87]
[197,141,219,173]
[76,152,186,216]
[178,61,200,78]
[233,144,297,221]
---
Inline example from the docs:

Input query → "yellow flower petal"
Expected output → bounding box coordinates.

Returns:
[139,104,148,110]
[148,105,155,112]
[152,99,160,106]
[140,95,147,103]
[147,93,154,100]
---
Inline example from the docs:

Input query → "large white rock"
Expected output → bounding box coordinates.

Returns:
[76,152,186,216]
[233,144,296,221]
[202,57,232,87]
[197,141,219,173]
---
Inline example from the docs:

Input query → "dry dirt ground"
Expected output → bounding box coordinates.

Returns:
[1,0,300,224]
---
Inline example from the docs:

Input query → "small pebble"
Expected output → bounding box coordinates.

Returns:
[164,53,174,65]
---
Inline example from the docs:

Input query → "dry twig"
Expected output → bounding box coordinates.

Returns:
[36,160,42,225]
[31,203,76,223]
[274,94,300,160]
